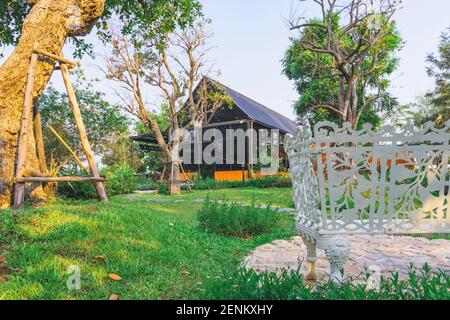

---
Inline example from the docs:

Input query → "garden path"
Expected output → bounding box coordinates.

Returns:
[243,235,450,283]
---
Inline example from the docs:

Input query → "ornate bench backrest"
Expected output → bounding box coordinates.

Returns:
[287,117,450,235]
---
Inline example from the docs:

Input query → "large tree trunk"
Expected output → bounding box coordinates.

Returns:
[0,0,105,208]
[149,120,182,195]
[169,160,181,195]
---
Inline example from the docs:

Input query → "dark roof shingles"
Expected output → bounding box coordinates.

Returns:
[223,85,296,134]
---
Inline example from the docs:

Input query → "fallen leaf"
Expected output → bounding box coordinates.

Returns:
[93,255,106,261]
[0,275,5,282]
[0,266,10,276]
[181,268,191,276]
[108,273,122,281]
[109,294,120,300]
[0,255,6,264]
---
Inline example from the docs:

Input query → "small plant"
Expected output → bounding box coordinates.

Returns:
[201,266,450,300]
[158,183,170,195]
[104,165,138,196]
[197,198,280,237]
[135,175,158,191]
[57,166,96,199]
[191,175,292,190]
[247,176,292,188]
[58,165,138,199]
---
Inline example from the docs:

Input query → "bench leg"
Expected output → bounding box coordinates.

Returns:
[302,238,318,281]
[324,237,350,283]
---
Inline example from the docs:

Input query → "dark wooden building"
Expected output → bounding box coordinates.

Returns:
[132,79,296,181]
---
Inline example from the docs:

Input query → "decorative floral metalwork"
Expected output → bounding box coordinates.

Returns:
[313,121,450,234]
[285,116,322,237]
[286,119,450,281]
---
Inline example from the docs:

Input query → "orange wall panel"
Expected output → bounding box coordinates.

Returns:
[214,170,248,182]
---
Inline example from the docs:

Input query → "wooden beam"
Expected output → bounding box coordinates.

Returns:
[33,49,77,69]
[14,52,39,209]
[200,119,248,129]
[16,176,106,183]
[33,102,48,174]
[48,125,89,174]
[247,120,255,174]
[60,63,108,202]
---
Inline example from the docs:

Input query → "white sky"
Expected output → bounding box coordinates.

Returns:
[1,0,449,122]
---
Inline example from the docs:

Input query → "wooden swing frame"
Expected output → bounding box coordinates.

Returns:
[157,161,192,194]
[13,49,108,209]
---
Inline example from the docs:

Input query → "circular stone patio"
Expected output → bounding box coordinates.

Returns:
[243,235,450,282]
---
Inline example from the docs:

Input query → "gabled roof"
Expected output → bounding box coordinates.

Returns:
[220,83,297,134]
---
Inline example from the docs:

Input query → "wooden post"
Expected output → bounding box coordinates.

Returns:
[247,120,255,176]
[16,176,106,183]
[60,63,108,202]
[32,49,77,69]
[33,102,48,174]
[48,125,89,174]
[170,162,174,195]
[13,52,39,209]
[179,163,192,192]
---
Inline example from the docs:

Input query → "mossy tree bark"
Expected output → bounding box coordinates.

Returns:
[0,0,105,208]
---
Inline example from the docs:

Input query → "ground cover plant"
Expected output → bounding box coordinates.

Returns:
[202,266,450,300]
[197,198,281,237]
[0,188,447,300]
[0,190,294,299]
[191,176,292,191]
[137,187,295,208]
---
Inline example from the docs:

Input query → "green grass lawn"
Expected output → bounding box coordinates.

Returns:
[1,187,448,300]
[137,187,295,208]
[0,188,295,300]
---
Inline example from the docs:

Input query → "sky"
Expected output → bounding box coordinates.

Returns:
[2,0,449,121]
[199,0,450,119]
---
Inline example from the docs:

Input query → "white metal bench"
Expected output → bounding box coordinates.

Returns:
[285,116,450,282]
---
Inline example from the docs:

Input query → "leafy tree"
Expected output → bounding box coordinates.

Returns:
[425,26,450,124]
[0,0,202,56]
[105,18,231,194]
[0,0,202,207]
[284,0,402,129]
[101,131,145,173]
[38,74,130,173]
[400,95,449,128]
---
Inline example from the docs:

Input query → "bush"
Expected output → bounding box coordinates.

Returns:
[247,176,292,188]
[192,175,292,190]
[104,165,138,196]
[57,167,96,199]
[197,198,280,237]
[135,175,158,191]
[192,177,242,190]
[58,165,138,199]
[158,183,170,195]
[201,265,450,300]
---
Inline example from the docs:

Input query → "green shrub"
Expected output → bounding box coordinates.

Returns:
[158,183,170,195]
[192,175,292,190]
[57,166,96,199]
[192,177,241,190]
[201,265,450,300]
[104,165,138,196]
[59,165,137,198]
[197,198,280,237]
[247,176,292,188]
[135,176,158,191]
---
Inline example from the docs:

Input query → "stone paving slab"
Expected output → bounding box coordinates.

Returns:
[243,235,450,283]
